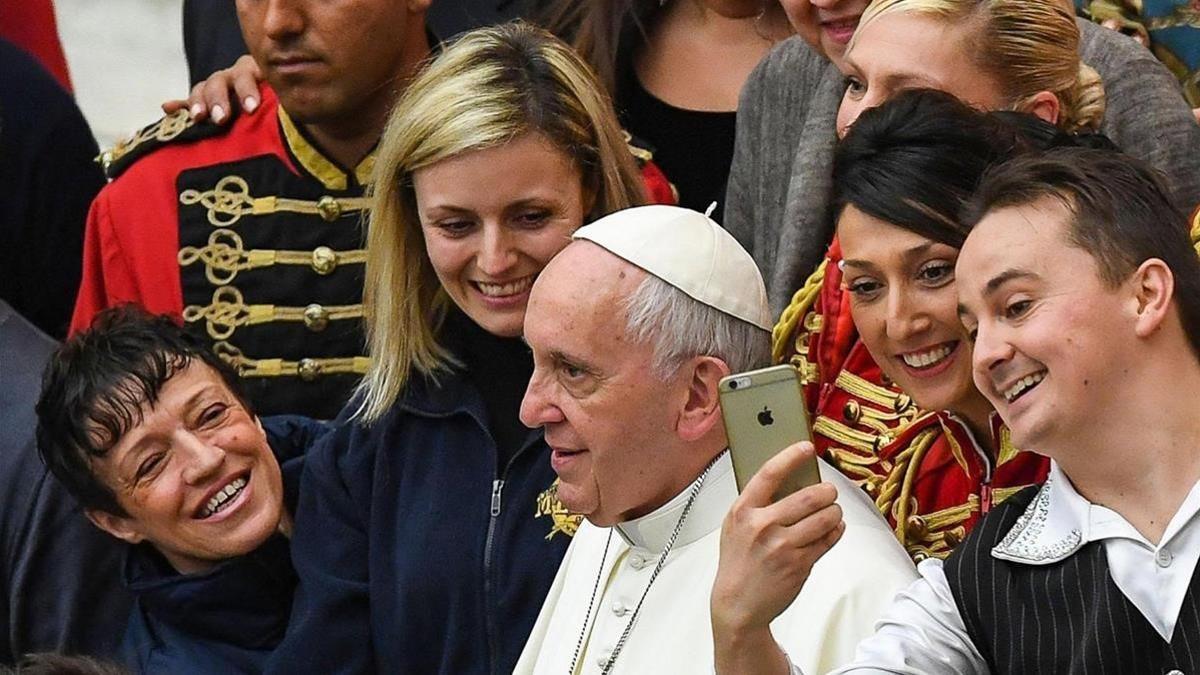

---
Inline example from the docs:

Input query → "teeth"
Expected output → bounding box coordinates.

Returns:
[1003,372,1046,403]
[199,477,247,518]
[476,276,534,298]
[901,344,952,368]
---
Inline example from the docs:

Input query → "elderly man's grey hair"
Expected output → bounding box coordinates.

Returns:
[623,273,771,379]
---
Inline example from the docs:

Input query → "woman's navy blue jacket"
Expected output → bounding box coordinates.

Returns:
[119,415,327,674]
[265,365,573,675]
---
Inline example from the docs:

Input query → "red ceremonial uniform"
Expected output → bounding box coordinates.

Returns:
[73,85,374,419]
[773,239,1049,561]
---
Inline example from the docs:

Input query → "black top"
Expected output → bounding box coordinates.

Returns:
[446,310,537,470]
[617,68,738,224]
[0,38,104,339]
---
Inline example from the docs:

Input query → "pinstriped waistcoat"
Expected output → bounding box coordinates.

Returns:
[944,486,1200,674]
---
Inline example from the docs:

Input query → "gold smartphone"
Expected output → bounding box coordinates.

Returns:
[718,364,820,499]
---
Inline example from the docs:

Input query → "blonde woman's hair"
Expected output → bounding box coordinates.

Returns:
[357,21,647,422]
[854,0,1106,133]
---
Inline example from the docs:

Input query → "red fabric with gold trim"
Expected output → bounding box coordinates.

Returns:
[777,239,1049,560]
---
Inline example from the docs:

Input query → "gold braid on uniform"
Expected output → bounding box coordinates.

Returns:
[179,229,367,285]
[179,175,371,228]
[772,258,828,363]
[183,286,364,341]
[213,342,370,382]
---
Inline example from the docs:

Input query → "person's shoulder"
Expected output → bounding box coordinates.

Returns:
[99,84,280,183]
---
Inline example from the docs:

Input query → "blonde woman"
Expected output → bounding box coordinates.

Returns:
[726,0,1200,313]
[265,23,646,674]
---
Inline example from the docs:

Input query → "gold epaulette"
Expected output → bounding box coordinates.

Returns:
[772,258,828,364]
[97,109,229,180]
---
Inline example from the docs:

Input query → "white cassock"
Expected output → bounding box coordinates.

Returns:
[514,453,918,675]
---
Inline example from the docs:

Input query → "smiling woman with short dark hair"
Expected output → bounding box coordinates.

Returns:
[36,305,328,673]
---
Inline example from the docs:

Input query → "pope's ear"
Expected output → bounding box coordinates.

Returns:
[86,508,145,545]
[677,356,729,442]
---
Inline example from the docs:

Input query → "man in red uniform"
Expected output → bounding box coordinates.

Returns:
[73,0,435,418]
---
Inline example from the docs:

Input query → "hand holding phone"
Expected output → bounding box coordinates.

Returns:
[718,364,820,500]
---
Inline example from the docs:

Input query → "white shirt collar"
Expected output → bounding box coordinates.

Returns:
[615,450,735,552]
[993,460,1200,565]
[992,461,1088,564]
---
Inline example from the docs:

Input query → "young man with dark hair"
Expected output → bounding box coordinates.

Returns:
[713,147,1200,673]
[37,306,326,672]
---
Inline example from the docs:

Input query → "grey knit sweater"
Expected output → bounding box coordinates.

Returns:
[725,20,1200,314]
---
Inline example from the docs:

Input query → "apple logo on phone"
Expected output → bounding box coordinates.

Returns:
[757,406,774,427]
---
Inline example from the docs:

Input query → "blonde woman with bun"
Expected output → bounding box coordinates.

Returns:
[837,0,1106,136]
[266,22,646,675]
[726,0,1200,313]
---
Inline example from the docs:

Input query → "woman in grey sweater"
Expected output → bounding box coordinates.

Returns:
[725,0,1200,314]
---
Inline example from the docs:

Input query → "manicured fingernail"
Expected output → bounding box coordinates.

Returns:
[244,96,258,112]
[212,105,226,123]
[190,103,203,118]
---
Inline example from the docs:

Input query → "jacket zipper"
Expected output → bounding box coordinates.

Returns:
[482,436,540,675]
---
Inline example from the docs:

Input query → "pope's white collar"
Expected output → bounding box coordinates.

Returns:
[991,461,1088,565]
[615,450,735,552]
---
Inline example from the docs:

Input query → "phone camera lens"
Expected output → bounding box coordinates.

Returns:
[729,380,739,390]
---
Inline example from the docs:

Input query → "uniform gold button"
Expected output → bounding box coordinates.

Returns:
[316,196,342,222]
[843,400,862,424]
[311,246,338,275]
[303,304,330,332]
[906,515,928,539]
[298,358,322,381]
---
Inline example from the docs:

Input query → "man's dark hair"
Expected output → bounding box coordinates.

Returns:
[36,305,249,516]
[833,88,1115,249]
[963,147,1200,358]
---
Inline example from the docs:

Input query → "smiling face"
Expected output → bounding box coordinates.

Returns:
[838,206,990,421]
[236,0,426,125]
[956,198,1128,453]
[87,362,285,575]
[519,243,704,527]
[414,133,587,338]
[780,0,870,70]
[836,12,1006,137]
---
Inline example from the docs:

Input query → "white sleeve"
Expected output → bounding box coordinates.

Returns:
[790,559,990,675]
